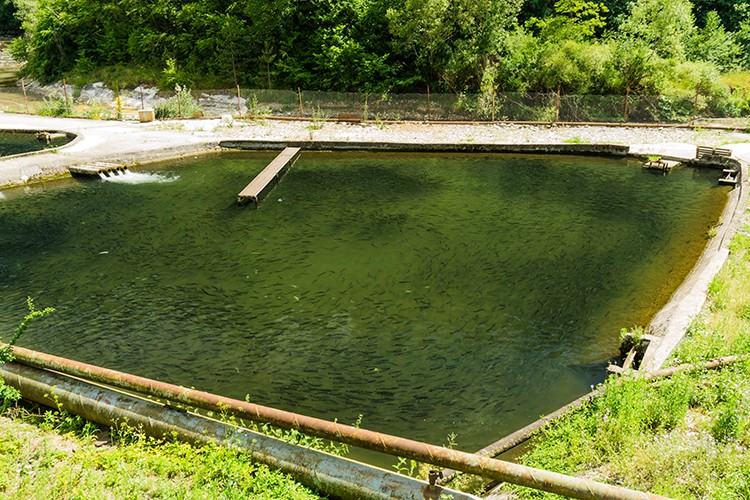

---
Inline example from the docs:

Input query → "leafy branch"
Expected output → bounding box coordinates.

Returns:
[0,297,55,364]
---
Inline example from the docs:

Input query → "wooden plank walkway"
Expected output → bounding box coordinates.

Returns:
[237,147,301,206]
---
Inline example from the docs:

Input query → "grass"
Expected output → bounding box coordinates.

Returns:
[562,136,587,144]
[154,88,203,119]
[0,412,322,498]
[721,71,750,93]
[501,223,750,498]
[0,392,324,499]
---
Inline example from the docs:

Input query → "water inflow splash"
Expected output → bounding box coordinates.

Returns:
[99,169,176,184]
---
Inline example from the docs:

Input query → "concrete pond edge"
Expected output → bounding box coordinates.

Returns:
[1,133,746,372]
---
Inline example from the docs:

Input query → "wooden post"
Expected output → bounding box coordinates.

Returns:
[62,78,71,115]
[176,84,182,118]
[21,78,28,113]
[140,82,145,110]
[426,84,431,121]
[624,87,630,123]
[114,82,120,120]
[693,84,700,121]
[491,92,496,122]
[236,85,242,118]
[555,85,561,122]
[298,87,303,117]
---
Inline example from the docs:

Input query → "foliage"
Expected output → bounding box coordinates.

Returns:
[0,297,55,364]
[153,87,202,119]
[618,0,696,60]
[0,406,322,499]
[686,11,742,71]
[37,95,68,116]
[0,0,20,33]
[5,0,750,103]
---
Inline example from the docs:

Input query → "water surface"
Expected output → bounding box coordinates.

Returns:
[0,131,71,157]
[0,152,727,451]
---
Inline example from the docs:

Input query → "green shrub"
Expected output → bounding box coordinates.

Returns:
[154,88,203,119]
[38,95,69,117]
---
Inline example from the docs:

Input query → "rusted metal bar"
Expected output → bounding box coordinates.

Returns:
[10,346,666,499]
[0,361,478,500]
[643,354,745,380]
[438,390,598,486]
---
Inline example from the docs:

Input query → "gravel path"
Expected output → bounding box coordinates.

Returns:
[2,112,750,186]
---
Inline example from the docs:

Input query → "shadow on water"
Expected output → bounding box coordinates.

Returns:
[0,151,729,453]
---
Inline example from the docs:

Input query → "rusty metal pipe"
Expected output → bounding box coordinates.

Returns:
[0,361,478,500]
[438,390,599,486]
[11,346,666,499]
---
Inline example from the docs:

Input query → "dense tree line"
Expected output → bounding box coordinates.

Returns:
[2,0,750,105]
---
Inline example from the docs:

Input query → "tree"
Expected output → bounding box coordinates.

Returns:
[441,0,523,91]
[528,0,609,41]
[685,11,742,71]
[605,37,663,94]
[386,0,451,88]
[692,0,746,31]
[618,0,695,60]
[0,0,20,33]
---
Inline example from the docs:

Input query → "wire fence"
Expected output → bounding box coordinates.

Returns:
[0,83,744,124]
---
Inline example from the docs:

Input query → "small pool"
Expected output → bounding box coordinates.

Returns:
[0,151,729,452]
[0,131,72,157]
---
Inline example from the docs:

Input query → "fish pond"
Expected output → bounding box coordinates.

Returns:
[0,151,728,452]
[0,131,71,157]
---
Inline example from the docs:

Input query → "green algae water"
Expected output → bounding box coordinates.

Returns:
[0,152,728,451]
[0,131,71,157]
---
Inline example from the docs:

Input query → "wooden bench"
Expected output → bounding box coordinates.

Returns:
[697,146,732,159]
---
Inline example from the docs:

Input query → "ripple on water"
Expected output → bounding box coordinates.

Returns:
[0,151,730,450]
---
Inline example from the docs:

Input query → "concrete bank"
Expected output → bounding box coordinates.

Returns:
[0,114,219,186]
[640,146,750,370]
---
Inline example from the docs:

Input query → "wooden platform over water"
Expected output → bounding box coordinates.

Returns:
[237,147,301,206]
[643,158,679,173]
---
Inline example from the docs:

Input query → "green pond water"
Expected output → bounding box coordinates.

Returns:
[0,151,728,452]
[0,131,71,157]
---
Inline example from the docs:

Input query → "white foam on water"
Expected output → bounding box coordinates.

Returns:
[100,171,177,184]
[0,192,5,200]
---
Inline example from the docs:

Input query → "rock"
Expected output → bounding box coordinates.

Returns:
[78,82,114,104]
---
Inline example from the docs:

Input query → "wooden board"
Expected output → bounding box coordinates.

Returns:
[237,147,301,206]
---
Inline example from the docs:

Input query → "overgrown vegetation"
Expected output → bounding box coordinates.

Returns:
[36,95,68,117]
[502,224,750,498]
[0,405,323,499]
[153,87,203,119]
[1,0,750,116]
